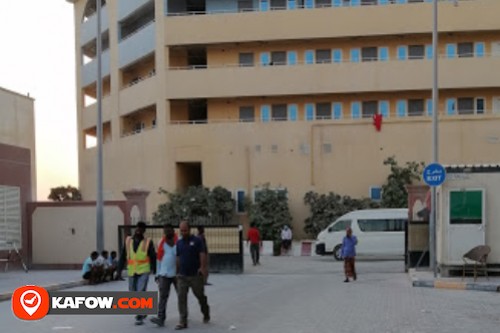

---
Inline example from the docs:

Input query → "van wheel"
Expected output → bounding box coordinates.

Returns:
[333,244,342,261]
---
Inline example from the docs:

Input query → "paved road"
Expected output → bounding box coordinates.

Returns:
[2,256,500,333]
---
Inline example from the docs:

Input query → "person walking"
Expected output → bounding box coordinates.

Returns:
[197,225,211,285]
[150,224,178,327]
[280,225,292,255]
[117,221,156,326]
[247,222,262,265]
[341,226,358,283]
[175,221,210,330]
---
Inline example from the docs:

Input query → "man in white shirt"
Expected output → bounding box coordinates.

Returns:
[150,224,178,327]
[281,225,292,255]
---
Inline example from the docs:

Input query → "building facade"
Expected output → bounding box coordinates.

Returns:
[68,0,500,237]
[0,86,36,255]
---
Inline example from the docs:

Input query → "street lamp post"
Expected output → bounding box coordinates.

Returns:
[430,0,439,278]
[96,0,104,253]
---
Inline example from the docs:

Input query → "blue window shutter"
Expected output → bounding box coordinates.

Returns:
[237,190,246,213]
[332,49,342,63]
[350,48,360,63]
[397,100,406,117]
[333,103,342,119]
[351,102,361,119]
[379,0,389,5]
[379,47,389,62]
[333,0,342,7]
[446,99,456,115]
[305,50,314,65]
[426,99,433,116]
[475,42,485,58]
[261,105,270,122]
[288,104,298,121]
[397,46,407,61]
[397,0,406,3]
[305,103,314,121]
[380,101,389,118]
[446,44,456,58]
[351,0,361,6]
[425,44,433,59]
[288,0,297,9]
[287,51,298,65]
[370,187,382,201]
[260,0,269,11]
[260,52,270,66]
[305,0,314,9]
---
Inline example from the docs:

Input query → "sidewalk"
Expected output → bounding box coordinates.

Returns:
[0,270,84,302]
[409,268,500,292]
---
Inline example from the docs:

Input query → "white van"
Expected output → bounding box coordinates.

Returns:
[315,208,408,260]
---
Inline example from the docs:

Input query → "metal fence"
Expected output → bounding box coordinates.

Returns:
[118,224,243,274]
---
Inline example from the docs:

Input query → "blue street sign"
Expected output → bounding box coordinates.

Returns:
[423,163,446,187]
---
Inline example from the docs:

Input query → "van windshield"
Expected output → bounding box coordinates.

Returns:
[329,220,352,232]
[358,219,406,232]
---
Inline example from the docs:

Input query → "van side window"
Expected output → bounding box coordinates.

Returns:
[358,219,406,232]
[329,220,352,232]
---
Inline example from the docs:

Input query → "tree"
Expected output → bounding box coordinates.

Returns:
[152,186,235,225]
[303,191,379,238]
[48,185,83,201]
[381,156,425,208]
[248,185,292,240]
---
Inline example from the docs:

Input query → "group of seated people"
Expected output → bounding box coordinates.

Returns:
[82,250,121,284]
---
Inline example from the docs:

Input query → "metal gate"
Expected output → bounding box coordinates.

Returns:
[118,224,243,273]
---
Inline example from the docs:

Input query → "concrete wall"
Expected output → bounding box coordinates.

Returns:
[31,204,125,266]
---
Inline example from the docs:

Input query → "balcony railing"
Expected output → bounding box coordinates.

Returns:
[166,0,475,17]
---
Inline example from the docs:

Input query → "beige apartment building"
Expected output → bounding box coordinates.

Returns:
[68,0,500,237]
[0,86,36,254]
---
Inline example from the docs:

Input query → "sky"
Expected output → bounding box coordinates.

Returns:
[0,0,78,201]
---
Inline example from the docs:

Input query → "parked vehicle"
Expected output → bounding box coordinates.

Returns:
[315,208,408,260]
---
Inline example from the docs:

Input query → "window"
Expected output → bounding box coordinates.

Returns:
[457,97,474,115]
[316,0,332,7]
[361,0,377,5]
[362,101,378,118]
[260,0,269,11]
[475,42,485,58]
[379,47,389,61]
[238,0,254,11]
[350,48,360,63]
[316,49,331,64]
[236,190,246,213]
[316,103,331,120]
[379,101,389,118]
[397,46,407,60]
[358,219,406,232]
[261,105,271,122]
[260,52,270,66]
[288,104,298,121]
[446,98,456,115]
[450,190,483,225]
[305,103,314,121]
[271,51,286,65]
[408,99,424,116]
[270,0,287,10]
[370,187,382,201]
[272,104,287,121]
[351,101,361,119]
[329,220,352,233]
[362,47,378,62]
[397,100,407,117]
[322,143,332,154]
[408,45,424,60]
[239,53,254,67]
[305,50,314,64]
[287,51,298,65]
[476,98,485,114]
[446,44,456,58]
[239,106,255,122]
[333,102,343,119]
[0,185,22,250]
[458,42,473,58]
[333,49,342,63]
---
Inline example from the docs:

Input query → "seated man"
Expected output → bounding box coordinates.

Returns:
[99,250,114,282]
[108,250,119,280]
[82,251,99,285]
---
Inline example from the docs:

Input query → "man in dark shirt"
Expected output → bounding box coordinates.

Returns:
[117,221,156,326]
[175,221,210,330]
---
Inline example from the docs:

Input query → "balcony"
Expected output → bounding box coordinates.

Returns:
[82,49,111,87]
[118,0,153,21]
[119,21,156,68]
[80,5,109,46]
[119,74,158,115]
[165,56,500,99]
[164,0,500,46]
[82,95,112,130]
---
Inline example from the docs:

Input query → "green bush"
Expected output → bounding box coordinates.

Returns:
[152,186,235,225]
[248,185,292,241]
